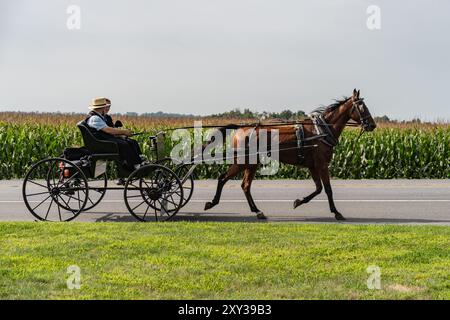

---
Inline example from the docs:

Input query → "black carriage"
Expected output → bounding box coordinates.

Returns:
[22,122,195,222]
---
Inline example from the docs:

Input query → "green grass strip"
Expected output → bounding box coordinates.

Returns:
[0,222,449,299]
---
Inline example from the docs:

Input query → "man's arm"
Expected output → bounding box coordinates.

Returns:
[87,115,132,137]
[101,126,132,137]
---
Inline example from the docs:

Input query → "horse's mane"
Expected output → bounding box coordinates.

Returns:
[310,96,351,115]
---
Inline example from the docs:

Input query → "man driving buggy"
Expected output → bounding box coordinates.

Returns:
[84,97,145,173]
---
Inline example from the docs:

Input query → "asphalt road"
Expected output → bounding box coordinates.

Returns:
[1,179,449,225]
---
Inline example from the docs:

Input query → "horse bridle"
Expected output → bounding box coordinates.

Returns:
[351,98,372,132]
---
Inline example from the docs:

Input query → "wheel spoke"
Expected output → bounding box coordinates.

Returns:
[57,194,71,209]
[131,199,147,211]
[26,191,51,197]
[62,171,80,187]
[57,197,62,221]
[157,199,169,215]
[169,194,178,206]
[142,180,150,188]
[32,194,52,211]
[44,198,54,220]
[162,196,177,207]
[143,205,150,220]
[77,189,81,210]
[63,193,84,204]
[127,194,146,198]
[80,189,94,207]
[28,180,49,189]
[174,190,182,197]
[50,163,57,187]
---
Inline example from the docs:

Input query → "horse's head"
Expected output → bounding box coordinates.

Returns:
[349,89,377,132]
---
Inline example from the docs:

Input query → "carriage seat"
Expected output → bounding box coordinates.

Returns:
[76,121,120,161]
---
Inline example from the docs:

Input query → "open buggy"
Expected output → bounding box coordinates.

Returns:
[22,122,195,222]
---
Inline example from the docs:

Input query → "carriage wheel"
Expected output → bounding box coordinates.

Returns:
[22,158,88,221]
[82,173,107,211]
[124,164,183,222]
[156,158,194,208]
[51,171,107,212]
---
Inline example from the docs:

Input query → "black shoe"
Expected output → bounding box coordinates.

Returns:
[116,178,126,186]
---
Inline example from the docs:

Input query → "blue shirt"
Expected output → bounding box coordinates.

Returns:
[87,113,107,131]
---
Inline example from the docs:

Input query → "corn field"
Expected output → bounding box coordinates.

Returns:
[0,116,449,179]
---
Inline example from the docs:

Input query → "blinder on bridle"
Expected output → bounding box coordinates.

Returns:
[352,98,372,131]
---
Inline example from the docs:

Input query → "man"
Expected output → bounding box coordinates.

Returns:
[85,97,143,172]
[103,98,143,166]
[104,98,122,128]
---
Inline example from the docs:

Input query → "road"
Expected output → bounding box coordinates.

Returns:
[1,179,449,225]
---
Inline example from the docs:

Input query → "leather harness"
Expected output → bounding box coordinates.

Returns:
[293,98,370,161]
[309,113,339,147]
[294,120,328,163]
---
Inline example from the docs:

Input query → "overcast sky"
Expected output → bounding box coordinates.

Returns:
[0,0,449,120]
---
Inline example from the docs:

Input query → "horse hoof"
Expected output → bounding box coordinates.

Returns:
[335,213,346,221]
[204,202,214,211]
[293,199,302,209]
[256,212,267,220]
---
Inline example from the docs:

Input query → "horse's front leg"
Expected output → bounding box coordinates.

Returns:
[293,166,322,209]
[320,166,345,221]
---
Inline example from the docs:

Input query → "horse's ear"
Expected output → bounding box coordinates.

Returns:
[353,88,358,98]
[357,90,360,99]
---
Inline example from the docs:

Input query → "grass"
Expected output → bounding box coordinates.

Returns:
[0,222,449,300]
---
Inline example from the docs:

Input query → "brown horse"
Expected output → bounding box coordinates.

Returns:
[204,89,377,220]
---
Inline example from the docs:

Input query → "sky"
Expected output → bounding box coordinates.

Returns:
[0,0,449,121]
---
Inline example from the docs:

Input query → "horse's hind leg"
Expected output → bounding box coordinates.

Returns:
[320,166,345,221]
[204,164,243,211]
[294,166,322,209]
[241,165,266,220]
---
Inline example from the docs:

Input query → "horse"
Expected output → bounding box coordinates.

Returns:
[204,89,377,220]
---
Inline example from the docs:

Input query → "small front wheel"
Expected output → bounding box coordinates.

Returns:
[156,158,194,208]
[124,164,183,222]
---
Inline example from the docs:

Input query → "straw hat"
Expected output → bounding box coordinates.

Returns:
[89,97,109,110]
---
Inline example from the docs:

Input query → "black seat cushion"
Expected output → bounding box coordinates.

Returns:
[63,147,92,161]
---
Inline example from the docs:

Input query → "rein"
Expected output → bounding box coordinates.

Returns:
[132,99,365,138]
[130,120,359,136]
[169,120,359,131]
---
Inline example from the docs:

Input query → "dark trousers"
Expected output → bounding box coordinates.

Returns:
[97,135,142,170]
[115,138,142,170]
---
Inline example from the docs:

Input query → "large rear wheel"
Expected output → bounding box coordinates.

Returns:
[22,158,88,221]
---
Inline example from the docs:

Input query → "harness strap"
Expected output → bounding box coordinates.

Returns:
[310,113,339,147]
[295,124,305,162]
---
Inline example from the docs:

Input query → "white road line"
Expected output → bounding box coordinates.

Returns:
[3,199,450,203]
